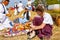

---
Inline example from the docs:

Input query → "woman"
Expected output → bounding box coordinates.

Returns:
[30,6,53,40]
[18,8,31,24]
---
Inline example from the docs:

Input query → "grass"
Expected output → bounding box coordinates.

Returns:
[0,25,60,40]
[50,25,60,40]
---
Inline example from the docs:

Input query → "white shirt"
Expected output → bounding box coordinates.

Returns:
[17,3,23,12]
[43,12,53,25]
[35,12,53,25]
[0,3,9,22]
[0,3,8,18]
[0,3,8,14]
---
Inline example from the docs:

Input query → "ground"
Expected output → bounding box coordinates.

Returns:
[0,25,60,40]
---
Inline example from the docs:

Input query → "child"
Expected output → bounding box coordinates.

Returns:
[30,5,53,40]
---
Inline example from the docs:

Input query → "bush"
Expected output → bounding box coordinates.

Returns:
[47,10,60,22]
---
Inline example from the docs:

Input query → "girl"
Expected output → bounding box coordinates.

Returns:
[30,6,53,40]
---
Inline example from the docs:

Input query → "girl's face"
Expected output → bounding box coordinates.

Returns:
[37,11,43,16]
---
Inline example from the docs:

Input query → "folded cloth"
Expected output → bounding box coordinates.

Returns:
[19,18,28,24]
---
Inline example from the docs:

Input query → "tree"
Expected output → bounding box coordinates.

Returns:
[34,0,42,6]
[46,0,59,5]
[34,0,60,6]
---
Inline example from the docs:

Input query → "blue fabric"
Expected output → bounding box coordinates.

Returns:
[28,7,32,10]
[9,22,13,26]
[19,18,28,24]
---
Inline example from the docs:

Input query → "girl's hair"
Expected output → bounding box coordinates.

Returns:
[36,5,44,12]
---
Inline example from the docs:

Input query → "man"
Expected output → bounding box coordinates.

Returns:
[0,0,13,30]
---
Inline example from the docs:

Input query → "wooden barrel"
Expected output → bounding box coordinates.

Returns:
[56,15,60,26]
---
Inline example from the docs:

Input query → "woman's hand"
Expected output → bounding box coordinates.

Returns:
[29,28,33,32]
[30,23,46,30]
[30,24,36,30]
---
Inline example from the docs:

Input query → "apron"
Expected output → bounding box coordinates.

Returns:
[32,16,53,38]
